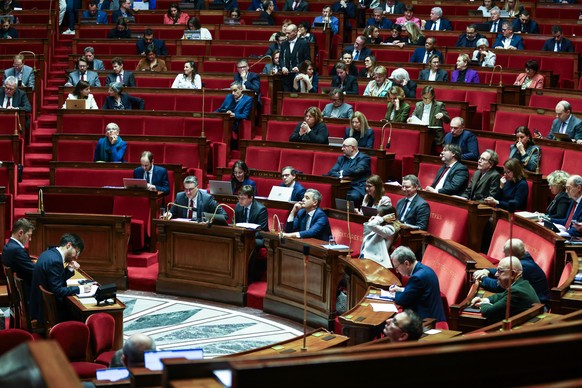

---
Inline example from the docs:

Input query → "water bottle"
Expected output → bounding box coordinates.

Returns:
[329,235,336,246]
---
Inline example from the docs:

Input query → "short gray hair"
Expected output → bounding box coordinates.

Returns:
[4,75,17,86]
[305,188,322,206]
[84,46,95,54]
[431,7,443,16]
[476,38,489,47]
[109,81,124,94]
[184,175,198,186]
[503,238,526,258]
[402,174,420,188]
[392,246,417,265]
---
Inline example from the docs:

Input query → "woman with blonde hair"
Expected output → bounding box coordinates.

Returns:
[385,86,410,123]
[404,21,425,46]
[345,111,374,148]
[546,170,571,220]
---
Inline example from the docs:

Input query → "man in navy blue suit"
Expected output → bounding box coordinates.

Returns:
[283,189,332,241]
[215,82,254,149]
[342,35,372,61]
[366,7,393,29]
[30,233,92,322]
[425,144,469,196]
[494,22,524,50]
[409,37,443,64]
[2,218,35,295]
[169,176,227,220]
[280,166,306,202]
[234,59,261,96]
[552,175,582,238]
[397,175,430,230]
[424,7,452,31]
[133,151,170,196]
[136,28,168,56]
[442,117,479,161]
[327,137,371,207]
[542,25,575,53]
[390,246,447,322]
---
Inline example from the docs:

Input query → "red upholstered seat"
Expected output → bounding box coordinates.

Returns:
[354,101,386,121]
[426,201,468,245]
[388,129,420,177]
[417,162,441,188]
[539,146,564,177]
[145,117,186,136]
[126,142,165,165]
[265,121,297,142]
[267,207,290,232]
[477,137,496,154]
[434,88,466,103]
[86,313,117,366]
[327,123,346,138]
[0,329,34,356]
[54,168,132,187]
[492,111,529,135]
[113,196,150,251]
[279,149,314,175]
[561,149,582,173]
[557,261,573,289]
[527,115,554,136]
[329,218,363,257]
[245,147,281,170]
[493,139,513,165]
[56,140,95,162]
[281,100,313,117]
[312,152,339,175]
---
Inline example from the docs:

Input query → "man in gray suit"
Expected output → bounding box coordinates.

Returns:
[84,47,105,70]
[397,174,430,230]
[65,56,101,87]
[461,149,501,201]
[321,88,353,119]
[3,54,35,90]
[545,100,582,141]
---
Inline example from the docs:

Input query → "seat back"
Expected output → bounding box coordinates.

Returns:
[329,218,364,257]
[86,313,116,359]
[13,273,35,334]
[39,285,59,333]
[3,265,20,329]
[492,111,529,135]
[0,328,34,356]
[49,321,91,362]
[426,200,469,245]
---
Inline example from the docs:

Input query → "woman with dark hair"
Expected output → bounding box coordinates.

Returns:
[62,79,98,109]
[293,60,318,93]
[395,6,421,28]
[408,85,450,145]
[136,46,168,72]
[546,170,571,220]
[297,21,316,43]
[509,126,541,172]
[231,160,256,195]
[228,8,245,23]
[358,55,376,78]
[330,52,358,76]
[360,175,392,209]
[102,82,145,110]
[290,106,329,144]
[182,16,212,40]
[382,25,404,46]
[172,61,202,89]
[485,158,529,211]
[418,54,449,81]
[331,62,359,95]
[363,25,382,45]
[385,86,410,123]
[107,18,132,39]
[345,111,374,148]
[513,59,544,89]
[164,3,190,24]
[360,205,399,268]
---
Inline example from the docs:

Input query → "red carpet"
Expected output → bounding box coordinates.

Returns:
[246,282,267,310]
[127,263,158,292]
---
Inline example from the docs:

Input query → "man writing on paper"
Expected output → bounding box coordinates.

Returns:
[283,189,331,241]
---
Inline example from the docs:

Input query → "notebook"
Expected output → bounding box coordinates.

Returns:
[183,29,201,40]
[144,349,204,371]
[268,186,293,202]
[209,180,232,195]
[65,99,87,109]
[123,178,148,189]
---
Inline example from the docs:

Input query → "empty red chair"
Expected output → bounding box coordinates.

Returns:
[86,313,117,366]
[0,329,34,356]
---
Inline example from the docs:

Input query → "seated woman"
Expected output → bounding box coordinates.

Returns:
[228,8,245,24]
[403,21,425,46]
[164,3,189,24]
[408,85,450,145]
[182,17,213,40]
[363,65,391,97]
[344,111,374,148]
[484,158,529,211]
[330,52,358,77]
[477,0,499,17]
[546,170,571,220]
[172,61,202,89]
[136,47,168,72]
[360,175,392,210]
[382,25,404,46]
[395,6,421,28]
[472,38,496,67]
[452,54,480,83]
[509,126,541,172]
[418,54,449,81]
[331,62,359,95]
[513,59,544,89]
[269,18,292,42]
[293,60,318,93]
[62,80,98,109]
[262,50,281,75]
[503,0,523,18]
[289,106,329,144]
[389,68,416,98]
[231,160,256,195]
[363,25,382,45]
[102,82,145,110]
[358,55,376,79]
[93,122,126,162]
[107,18,132,39]
[297,21,316,43]
[360,205,399,268]
[385,85,410,123]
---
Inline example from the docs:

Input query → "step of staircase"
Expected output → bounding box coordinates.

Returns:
[32,129,56,143]
[24,153,52,168]
[22,167,50,180]
[18,179,50,194]
[35,116,57,129]
[26,142,52,154]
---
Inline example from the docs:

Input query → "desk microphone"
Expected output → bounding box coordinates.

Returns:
[208,203,236,228]
[380,119,393,150]
[38,188,45,216]
[272,214,284,244]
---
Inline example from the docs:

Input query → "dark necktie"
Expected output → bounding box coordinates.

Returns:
[565,202,578,227]
[400,199,411,221]
[6,97,11,108]
[434,166,450,188]
[188,199,193,219]
[145,171,150,183]
[354,50,360,60]
[244,207,249,222]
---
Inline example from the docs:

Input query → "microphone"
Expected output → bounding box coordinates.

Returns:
[201,84,205,138]
[380,119,393,150]
[489,64,503,87]
[272,214,284,244]
[38,188,45,216]
[249,55,273,75]
[208,203,236,227]
[163,201,194,220]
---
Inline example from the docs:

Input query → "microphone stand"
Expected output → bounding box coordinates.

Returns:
[380,120,392,151]
[210,203,236,226]
[272,214,284,243]
[301,244,310,351]
[163,201,195,220]
[38,188,44,216]
[249,55,273,75]
[489,64,503,87]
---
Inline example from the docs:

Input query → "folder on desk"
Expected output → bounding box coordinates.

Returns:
[77,284,99,298]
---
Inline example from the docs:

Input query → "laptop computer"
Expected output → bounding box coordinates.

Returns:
[144,349,204,371]
[204,212,229,226]
[65,99,87,109]
[268,186,293,202]
[96,368,130,382]
[223,17,241,25]
[474,23,491,32]
[335,198,355,213]
[209,180,232,195]
[252,19,270,25]
[183,29,201,40]
[552,132,572,142]
[467,9,484,16]
[123,178,148,189]
[328,137,344,147]
[80,17,97,24]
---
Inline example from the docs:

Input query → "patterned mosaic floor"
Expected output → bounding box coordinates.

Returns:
[117,292,303,358]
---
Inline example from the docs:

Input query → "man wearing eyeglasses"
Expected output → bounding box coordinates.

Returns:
[493,22,524,50]
[30,233,91,322]
[0,75,31,111]
[471,256,540,323]
[461,149,501,201]
[94,122,127,162]
[279,166,306,202]
[322,88,354,119]
[382,310,424,342]
[234,59,261,95]
[3,54,35,90]
[168,175,226,220]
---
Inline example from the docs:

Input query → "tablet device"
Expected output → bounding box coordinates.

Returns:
[552,132,571,142]
[328,137,344,147]
[123,178,148,189]
[209,180,232,195]
[183,29,201,40]
[144,349,204,371]
[335,198,355,213]
[361,206,378,217]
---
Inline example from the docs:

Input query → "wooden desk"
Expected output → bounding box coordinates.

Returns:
[340,258,400,306]
[155,220,257,306]
[26,212,131,289]
[419,329,462,342]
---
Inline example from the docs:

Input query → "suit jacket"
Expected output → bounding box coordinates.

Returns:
[443,130,479,161]
[513,72,544,89]
[451,68,480,84]
[397,194,430,230]
[542,37,574,53]
[280,181,306,202]
[495,178,528,211]
[2,238,35,293]
[328,151,371,197]
[546,191,571,220]
[281,39,310,71]
[169,191,226,219]
[133,165,170,195]
[344,128,374,149]
[493,34,524,50]
[67,70,101,87]
[486,19,505,34]
[290,121,329,144]
[282,0,308,11]
[215,94,253,133]
[106,71,136,87]
[379,0,405,14]
[82,9,109,24]
[512,19,539,34]
[111,9,134,23]
[30,248,80,321]
[284,207,331,241]
[548,114,582,141]
[552,199,582,237]
[394,262,447,322]
[431,161,469,196]
[3,64,35,89]
[410,48,443,64]
[0,88,31,112]
[102,93,145,110]
[342,45,372,61]
[418,68,449,82]
[212,0,239,10]
[360,217,396,268]
[366,17,393,29]
[424,18,453,31]
[385,101,410,123]
[136,38,168,56]
[480,277,540,324]
[331,75,358,95]
[331,0,355,20]
[94,136,127,162]
[462,169,500,201]
[509,144,540,172]
[455,33,483,48]
[411,100,450,145]
[90,59,105,71]
[234,72,261,95]
[235,200,268,231]
[313,15,339,34]
[322,102,353,119]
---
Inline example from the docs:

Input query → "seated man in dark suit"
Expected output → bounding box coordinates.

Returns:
[542,25,574,53]
[3,53,35,90]
[280,166,306,202]
[397,174,430,230]
[342,35,372,61]
[2,218,35,296]
[283,188,332,241]
[29,233,92,322]
[486,9,504,34]
[233,59,261,96]
[133,150,170,196]
[425,143,469,196]
[409,37,443,64]
[109,334,157,368]
[461,149,501,201]
[327,137,371,207]
[282,0,308,11]
[552,175,582,237]
[112,0,133,23]
[545,100,582,141]
[136,28,168,56]
[65,56,101,87]
[455,24,483,48]
[442,117,479,161]
[471,256,540,324]
[493,22,524,50]
[106,57,136,87]
[424,7,452,31]
[379,0,405,15]
[1,75,31,112]
[389,246,447,323]
[168,175,227,220]
[215,81,254,150]
[366,7,393,29]
[511,10,538,34]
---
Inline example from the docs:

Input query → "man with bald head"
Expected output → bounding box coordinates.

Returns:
[442,117,479,161]
[546,100,582,142]
[280,23,310,91]
[327,137,371,207]
[109,333,157,368]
